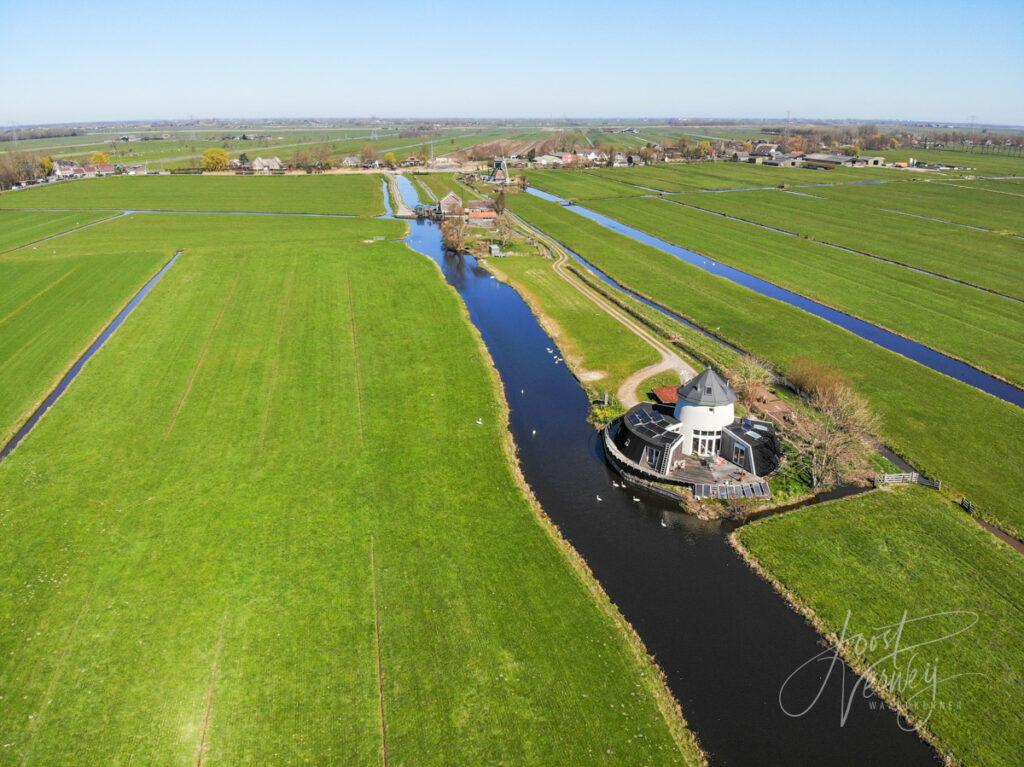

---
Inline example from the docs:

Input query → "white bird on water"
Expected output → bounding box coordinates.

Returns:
[596,495,602,502]
[531,429,537,436]
[632,496,640,503]
[546,347,553,354]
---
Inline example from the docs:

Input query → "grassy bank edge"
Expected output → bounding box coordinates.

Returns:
[404,233,707,766]
[727,497,954,767]
[589,196,1024,391]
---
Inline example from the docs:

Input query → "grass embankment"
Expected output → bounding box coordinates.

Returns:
[0,209,115,253]
[735,488,1024,767]
[865,147,1024,177]
[0,216,169,445]
[0,213,701,766]
[483,256,662,398]
[508,192,1024,536]
[665,187,1024,300]
[0,174,386,216]
[414,172,480,203]
[585,195,1024,387]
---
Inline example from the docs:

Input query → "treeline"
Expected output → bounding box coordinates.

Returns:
[0,151,50,190]
[0,127,83,143]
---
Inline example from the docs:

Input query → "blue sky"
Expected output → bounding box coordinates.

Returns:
[1,0,1022,126]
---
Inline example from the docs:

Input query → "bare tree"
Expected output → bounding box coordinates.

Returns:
[441,217,466,252]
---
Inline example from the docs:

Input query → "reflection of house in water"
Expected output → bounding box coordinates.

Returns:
[605,368,781,499]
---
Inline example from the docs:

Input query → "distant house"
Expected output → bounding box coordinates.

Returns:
[52,159,78,179]
[467,210,497,226]
[751,142,779,157]
[612,153,629,167]
[251,156,283,174]
[125,164,147,175]
[94,163,116,175]
[341,155,361,168]
[532,154,563,167]
[763,153,803,168]
[81,164,98,177]
[626,154,643,167]
[802,153,882,170]
[465,200,495,212]
[437,192,463,217]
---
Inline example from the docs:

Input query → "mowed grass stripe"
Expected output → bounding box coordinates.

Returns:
[0,174,386,216]
[508,192,1024,536]
[584,195,1024,387]
[0,214,698,765]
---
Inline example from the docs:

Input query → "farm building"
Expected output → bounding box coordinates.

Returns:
[341,156,361,167]
[604,368,781,498]
[251,156,283,174]
[437,192,463,217]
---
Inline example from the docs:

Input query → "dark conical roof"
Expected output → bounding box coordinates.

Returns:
[677,368,736,406]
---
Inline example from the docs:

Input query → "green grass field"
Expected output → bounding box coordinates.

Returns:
[664,187,1024,300]
[414,172,481,204]
[0,211,699,765]
[736,488,1024,767]
[0,175,386,216]
[521,170,646,200]
[484,256,661,398]
[583,195,1024,387]
[0,209,115,253]
[0,216,169,445]
[508,192,1024,536]
[815,180,1024,235]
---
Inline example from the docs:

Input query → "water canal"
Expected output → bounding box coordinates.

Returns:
[394,176,938,766]
[525,187,1024,409]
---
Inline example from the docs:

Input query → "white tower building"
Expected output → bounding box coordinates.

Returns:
[672,369,737,457]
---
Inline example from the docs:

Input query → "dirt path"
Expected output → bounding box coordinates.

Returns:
[513,214,694,405]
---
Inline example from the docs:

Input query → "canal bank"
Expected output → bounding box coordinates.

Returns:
[393,176,939,766]
[525,187,1024,409]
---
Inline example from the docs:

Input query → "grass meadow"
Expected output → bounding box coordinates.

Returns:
[815,180,1024,234]
[666,187,1024,300]
[0,209,115,253]
[0,174,386,216]
[736,488,1024,767]
[483,255,662,399]
[0,214,169,445]
[0,211,699,765]
[584,195,1024,387]
[508,192,1024,536]
[414,172,481,204]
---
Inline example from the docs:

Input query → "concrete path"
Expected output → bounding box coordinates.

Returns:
[513,214,694,406]
[386,174,415,218]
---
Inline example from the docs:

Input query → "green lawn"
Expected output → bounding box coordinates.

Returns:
[0,216,168,444]
[0,213,699,766]
[484,256,661,399]
[664,188,1024,300]
[736,488,1024,767]
[508,192,1024,537]
[0,209,116,253]
[866,147,1024,177]
[584,195,1024,387]
[0,174,386,216]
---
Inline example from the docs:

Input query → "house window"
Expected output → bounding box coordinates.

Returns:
[733,445,747,466]
[643,445,662,468]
